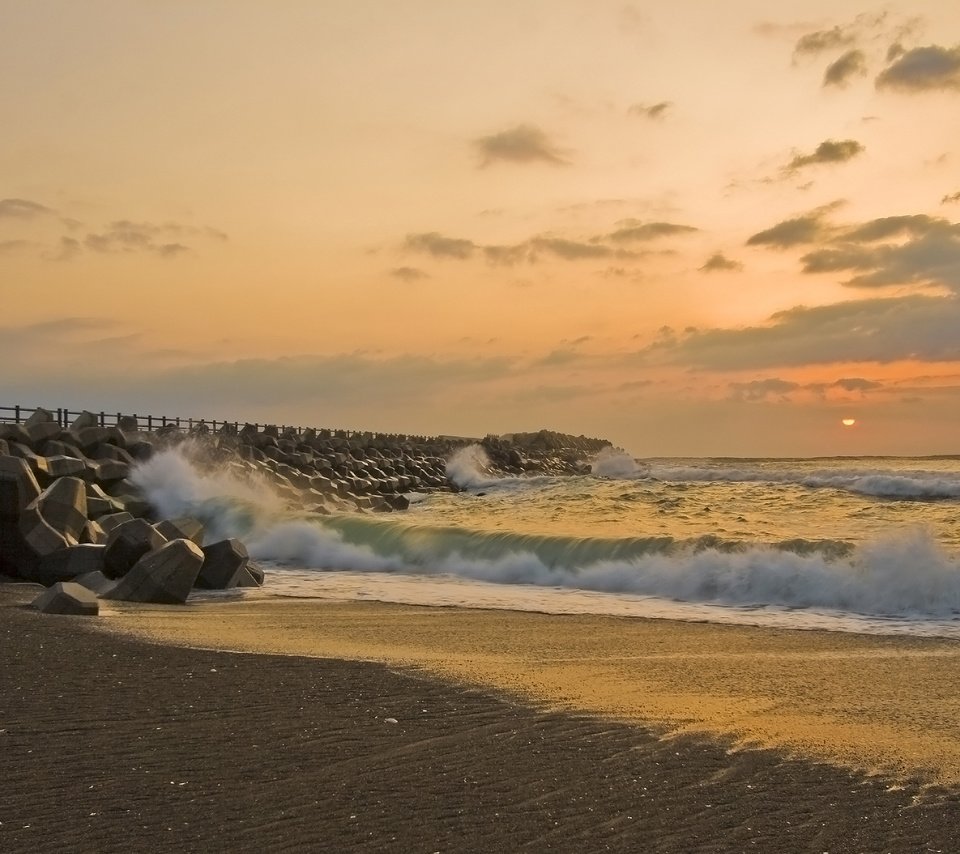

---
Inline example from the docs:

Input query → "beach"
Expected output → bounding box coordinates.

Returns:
[4,584,960,853]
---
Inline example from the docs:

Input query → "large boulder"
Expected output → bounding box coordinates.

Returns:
[17,476,88,561]
[31,581,99,616]
[24,408,61,445]
[236,562,265,587]
[197,538,249,589]
[102,538,204,604]
[154,517,204,546]
[0,455,41,519]
[103,518,167,579]
[34,544,106,585]
[32,477,88,540]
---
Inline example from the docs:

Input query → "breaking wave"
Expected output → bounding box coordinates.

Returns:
[648,463,960,500]
[131,448,960,620]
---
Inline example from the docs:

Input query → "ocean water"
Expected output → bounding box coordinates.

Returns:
[131,445,960,638]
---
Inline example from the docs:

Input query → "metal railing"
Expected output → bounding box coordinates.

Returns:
[0,404,448,445]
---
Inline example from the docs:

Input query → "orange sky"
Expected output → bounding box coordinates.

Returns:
[3,0,960,455]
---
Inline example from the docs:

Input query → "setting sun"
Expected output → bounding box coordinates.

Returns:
[841,418,857,427]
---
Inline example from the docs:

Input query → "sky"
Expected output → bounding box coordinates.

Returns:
[2,0,960,456]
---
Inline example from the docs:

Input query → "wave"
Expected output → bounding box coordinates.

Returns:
[131,448,960,619]
[647,463,960,500]
[444,443,559,493]
[590,447,645,479]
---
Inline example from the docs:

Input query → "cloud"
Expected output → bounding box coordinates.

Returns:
[627,101,671,120]
[529,237,615,260]
[0,198,55,219]
[482,244,532,266]
[823,50,868,87]
[784,139,864,173]
[0,239,34,254]
[82,220,226,258]
[793,26,857,58]
[43,236,82,262]
[640,294,960,370]
[474,124,569,167]
[831,377,882,392]
[403,232,476,259]
[402,216,697,267]
[604,220,698,243]
[746,204,840,248]
[728,378,800,401]
[876,44,960,92]
[699,253,743,273]
[389,266,429,282]
[798,215,960,290]
[943,192,960,205]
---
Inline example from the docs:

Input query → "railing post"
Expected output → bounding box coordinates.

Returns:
[147,415,152,431]
[14,405,20,424]
[161,416,166,428]
[176,417,180,430]
[188,418,193,430]
[99,411,105,427]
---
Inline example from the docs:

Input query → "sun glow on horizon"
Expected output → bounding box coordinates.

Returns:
[841,418,857,427]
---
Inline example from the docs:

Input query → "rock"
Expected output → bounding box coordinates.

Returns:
[97,511,134,534]
[155,517,205,546]
[85,484,121,519]
[69,410,100,431]
[0,455,41,519]
[18,478,87,560]
[32,477,88,541]
[43,455,87,480]
[117,415,139,432]
[197,538,249,589]
[34,544,106,585]
[24,409,61,445]
[0,423,32,446]
[102,538,204,604]
[73,570,114,595]
[236,562,265,587]
[31,581,99,616]
[103,518,167,579]
[81,518,107,545]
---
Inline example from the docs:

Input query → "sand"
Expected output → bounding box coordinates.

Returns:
[98,595,960,785]
[5,585,960,852]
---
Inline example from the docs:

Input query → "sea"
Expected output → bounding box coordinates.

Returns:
[131,445,960,638]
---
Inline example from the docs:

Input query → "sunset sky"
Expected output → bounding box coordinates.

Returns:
[3,1,960,456]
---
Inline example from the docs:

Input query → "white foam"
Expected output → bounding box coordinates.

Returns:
[590,447,644,479]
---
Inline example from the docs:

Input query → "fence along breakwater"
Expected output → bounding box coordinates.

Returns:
[0,405,612,614]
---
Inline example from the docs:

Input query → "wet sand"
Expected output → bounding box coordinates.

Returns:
[99,595,960,785]
[5,585,960,852]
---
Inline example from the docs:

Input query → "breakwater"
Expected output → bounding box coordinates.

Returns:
[0,406,611,612]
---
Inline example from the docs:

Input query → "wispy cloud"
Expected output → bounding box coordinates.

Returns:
[389,266,429,282]
[784,139,864,174]
[473,124,570,167]
[604,220,698,243]
[627,101,671,120]
[699,252,743,273]
[0,198,55,219]
[403,218,696,267]
[746,203,843,248]
[82,220,227,257]
[823,50,868,87]
[404,232,476,259]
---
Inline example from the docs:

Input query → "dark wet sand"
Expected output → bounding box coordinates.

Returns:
[3,586,960,853]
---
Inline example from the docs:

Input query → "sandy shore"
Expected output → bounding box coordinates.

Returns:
[6,585,960,852]
[96,594,960,786]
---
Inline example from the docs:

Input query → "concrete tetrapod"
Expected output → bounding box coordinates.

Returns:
[102,538,204,605]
